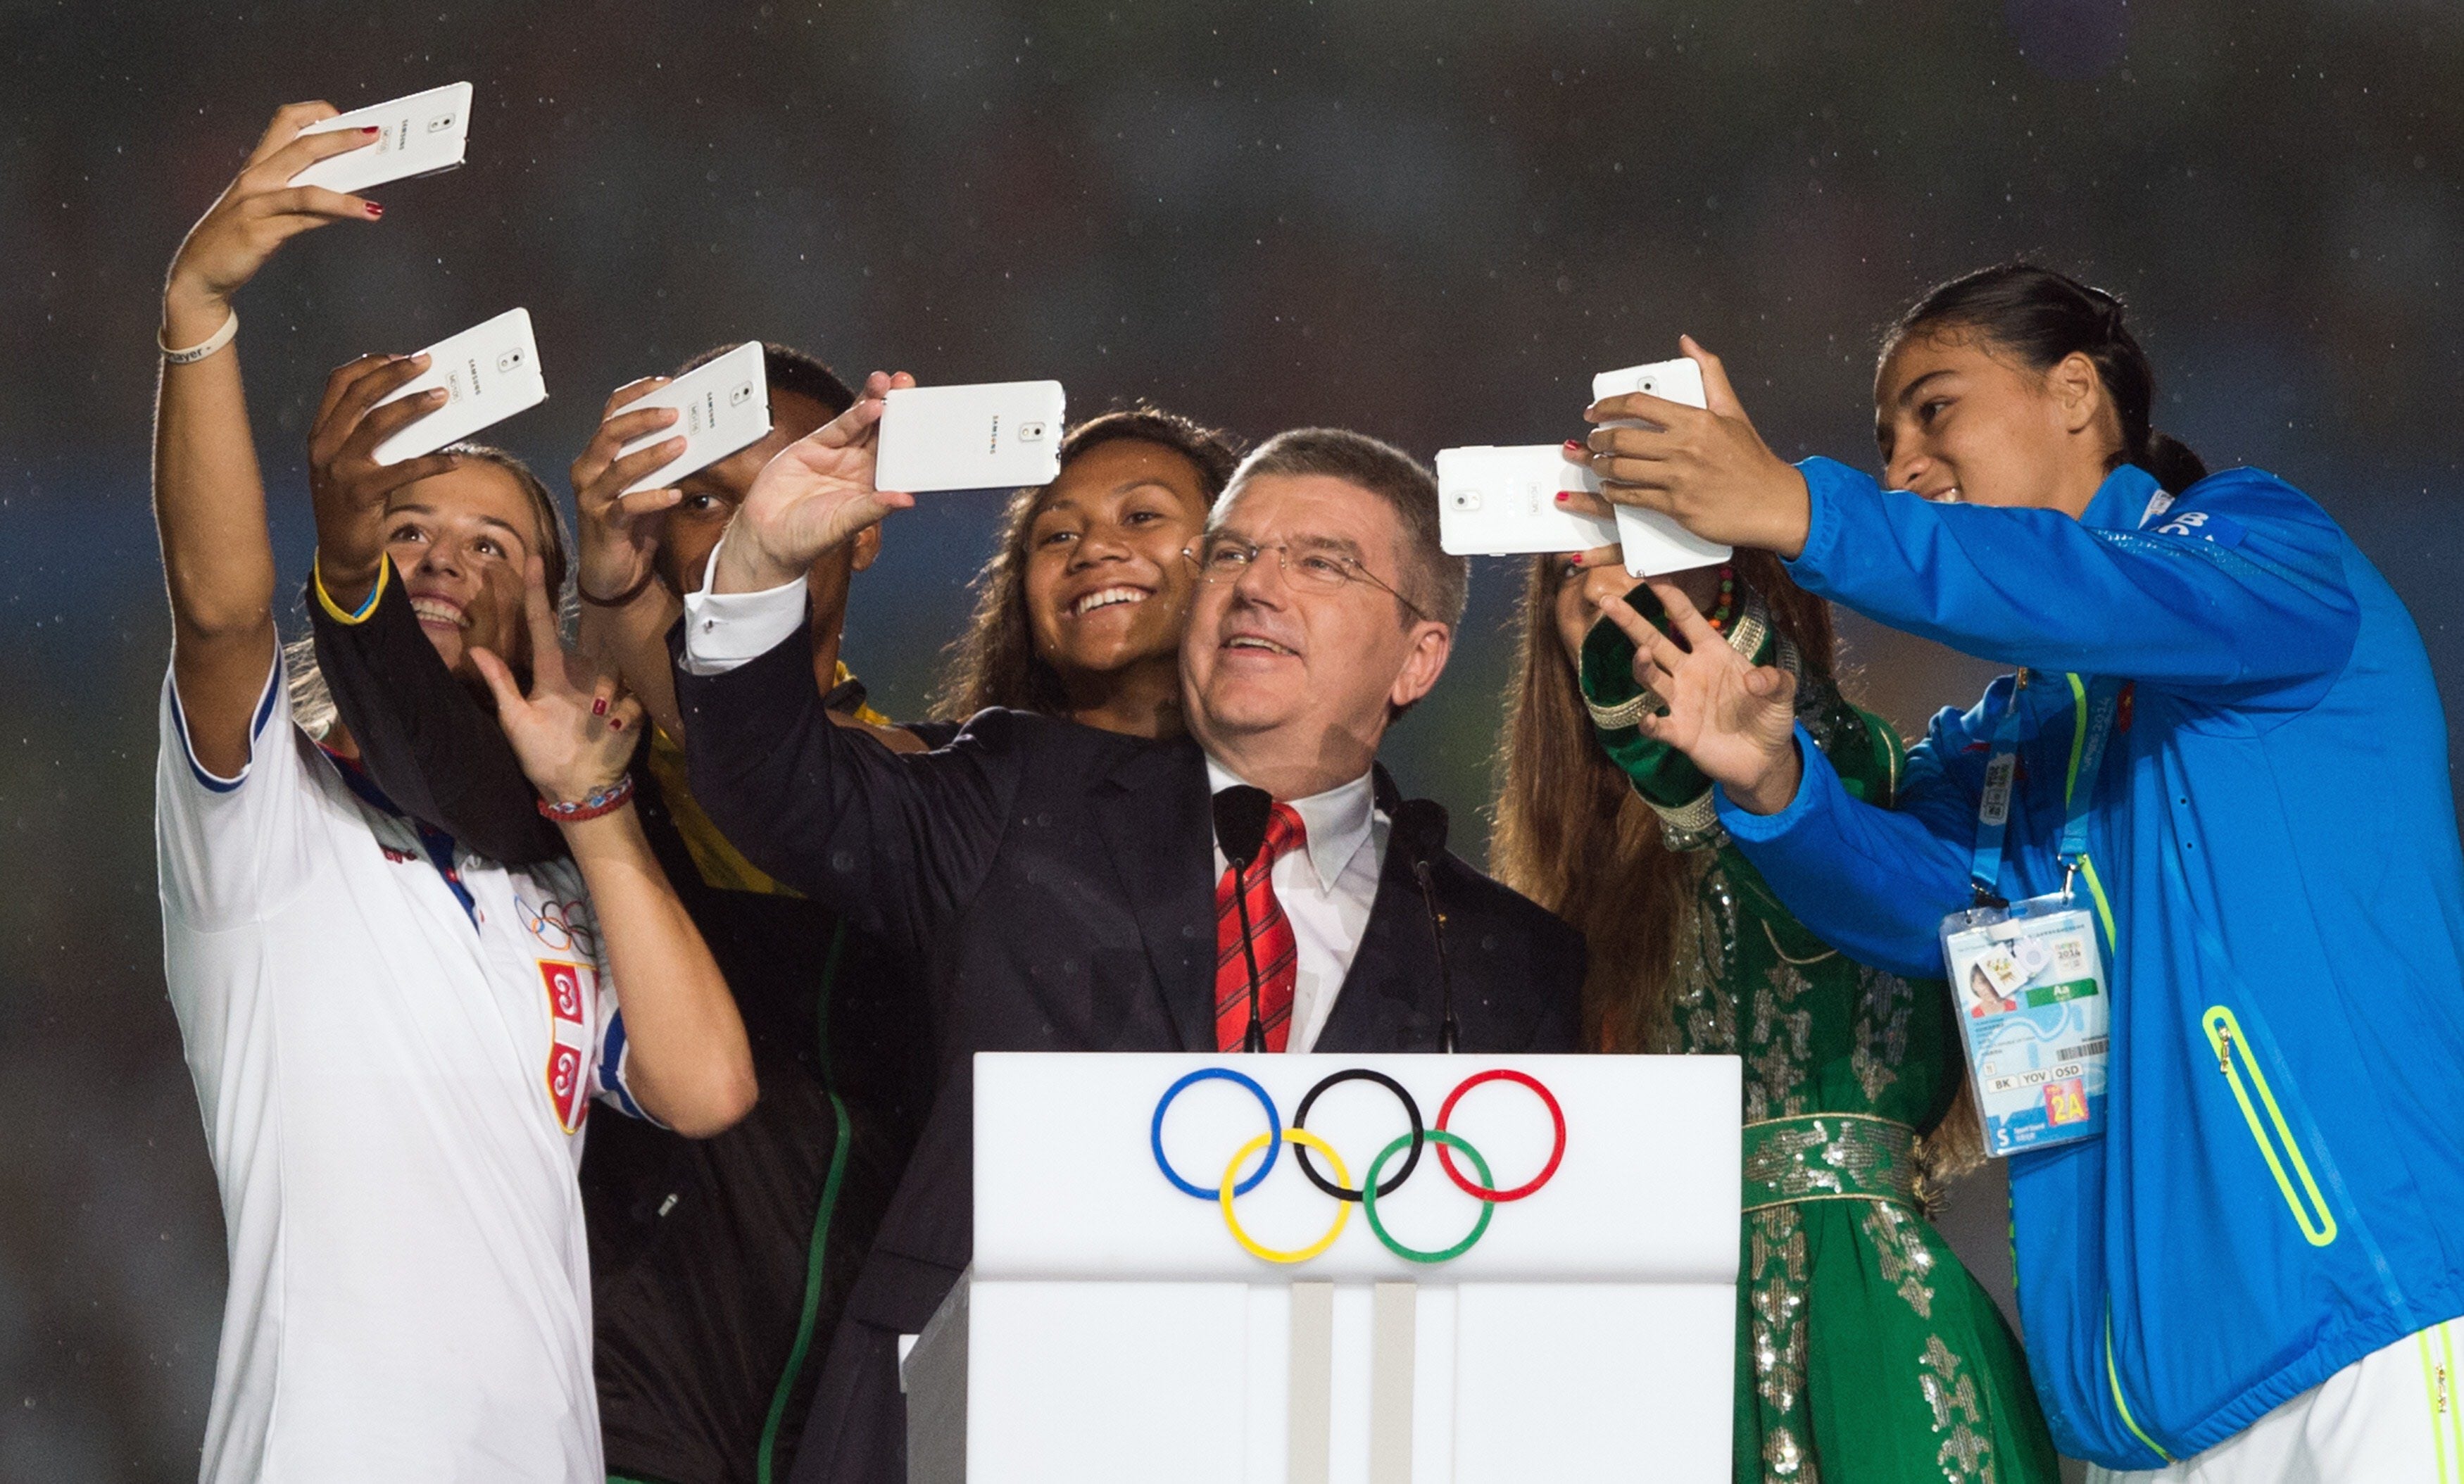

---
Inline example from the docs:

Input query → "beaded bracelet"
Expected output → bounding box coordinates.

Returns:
[536,773,635,823]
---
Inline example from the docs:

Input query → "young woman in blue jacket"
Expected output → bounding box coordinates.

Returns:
[1569,264,2464,1480]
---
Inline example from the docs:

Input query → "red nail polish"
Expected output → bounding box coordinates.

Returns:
[610,717,625,732]
[364,201,383,218]
[591,697,608,716]
[362,125,382,135]
[1564,439,1585,453]
[1554,492,1571,503]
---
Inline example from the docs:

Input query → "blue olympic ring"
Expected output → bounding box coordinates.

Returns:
[1151,1067,1282,1199]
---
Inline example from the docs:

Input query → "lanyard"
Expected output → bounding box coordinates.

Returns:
[1968,669,2123,905]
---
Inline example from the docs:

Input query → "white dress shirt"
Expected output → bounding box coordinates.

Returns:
[680,549,1389,1052]
[1202,758,1385,1053]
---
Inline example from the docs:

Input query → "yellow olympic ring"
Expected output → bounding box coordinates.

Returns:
[1219,1128,1352,1264]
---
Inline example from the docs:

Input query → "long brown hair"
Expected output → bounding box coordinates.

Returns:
[1489,550,1836,1055]
[931,405,1241,719]
[1489,553,1982,1194]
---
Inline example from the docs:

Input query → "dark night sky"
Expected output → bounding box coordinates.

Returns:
[6,1,2463,1476]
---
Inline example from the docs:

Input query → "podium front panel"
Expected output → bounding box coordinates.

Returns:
[973,1052,1740,1284]
[924,1051,1745,1483]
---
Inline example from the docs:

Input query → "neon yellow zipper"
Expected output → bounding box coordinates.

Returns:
[2202,1006,2338,1247]
[2104,1307,2175,1463]
[2420,1326,2454,1483]
[2058,675,2119,950]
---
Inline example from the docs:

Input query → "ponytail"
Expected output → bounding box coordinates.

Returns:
[1887,263,2209,492]
[2138,430,2210,497]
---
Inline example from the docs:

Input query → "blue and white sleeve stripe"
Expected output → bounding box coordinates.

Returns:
[167,648,284,793]
[596,1011,663,1126]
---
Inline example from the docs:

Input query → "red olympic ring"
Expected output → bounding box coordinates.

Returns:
[1433,1068,1566,1202]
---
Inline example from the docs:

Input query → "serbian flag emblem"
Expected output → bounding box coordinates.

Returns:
[539,960,594,1133]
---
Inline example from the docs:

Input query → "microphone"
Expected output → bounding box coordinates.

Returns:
[1212,786,1275,1054]
[1390,799,1459,1052]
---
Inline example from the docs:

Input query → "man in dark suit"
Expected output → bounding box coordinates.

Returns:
[674,381,1586,1484]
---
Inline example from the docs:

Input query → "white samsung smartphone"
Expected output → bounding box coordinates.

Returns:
[1591,357,1733,576]
[613,342,772,493]
[1435,444,1618,557]
[292,82,474,196]
[370,308,548,466]
[875,380,1067,493]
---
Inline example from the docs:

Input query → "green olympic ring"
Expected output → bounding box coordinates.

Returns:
[1360,1128,1495,1264]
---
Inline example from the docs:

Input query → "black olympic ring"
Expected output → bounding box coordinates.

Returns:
[1291,1069,1423,1202]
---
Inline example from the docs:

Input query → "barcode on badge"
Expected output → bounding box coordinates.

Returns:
[2056,1037,2109,1060]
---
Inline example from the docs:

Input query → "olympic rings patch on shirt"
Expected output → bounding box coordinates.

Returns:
[1148,1067,1568,1265]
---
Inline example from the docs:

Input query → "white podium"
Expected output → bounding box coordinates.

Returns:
[903,1052,1741,1483]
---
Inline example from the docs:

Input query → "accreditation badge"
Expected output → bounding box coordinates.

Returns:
[1940,893,2111,1155]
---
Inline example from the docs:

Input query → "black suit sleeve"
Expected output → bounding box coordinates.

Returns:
[671,615,1021,961]
[308,562,565,865]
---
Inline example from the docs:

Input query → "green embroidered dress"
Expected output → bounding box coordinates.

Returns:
[1580,591,2058,1484]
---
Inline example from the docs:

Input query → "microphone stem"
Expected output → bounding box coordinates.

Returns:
[1233,857,1267,1053]
[1416,860,1459,1053]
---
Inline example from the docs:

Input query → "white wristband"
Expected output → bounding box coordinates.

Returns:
[160,308,238,365]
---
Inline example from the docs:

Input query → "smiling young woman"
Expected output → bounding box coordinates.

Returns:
[932,407,1240,738]
[1571,264,2464,1482]
[148,102,753,1484]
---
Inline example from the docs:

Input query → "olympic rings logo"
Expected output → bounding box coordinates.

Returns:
[1149,1067,1567,1265]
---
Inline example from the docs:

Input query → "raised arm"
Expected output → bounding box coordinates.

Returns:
[1777,460,2356,702]
[672,379,1019,952]
[1573,340,2358,704]
[570,378,691,740]
[155,103,382,774]
[473,560,756,1136]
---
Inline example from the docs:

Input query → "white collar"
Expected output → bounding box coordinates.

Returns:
[1201,755,1379,898]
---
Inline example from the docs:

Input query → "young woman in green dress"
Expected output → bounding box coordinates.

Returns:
[1490,543,2060,1484]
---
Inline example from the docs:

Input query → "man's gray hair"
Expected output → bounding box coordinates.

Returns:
[1216,427,1468,627]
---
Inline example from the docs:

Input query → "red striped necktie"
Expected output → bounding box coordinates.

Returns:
[1214,802,1307,1053]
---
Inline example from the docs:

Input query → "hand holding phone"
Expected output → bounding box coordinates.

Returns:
[874,381,1067,493]
[307,353,476,591]
[370,308,548,465]
[291,83,474,196]
[610,343,772,494]
[718,370,917,594]
[1590,358,1734,576]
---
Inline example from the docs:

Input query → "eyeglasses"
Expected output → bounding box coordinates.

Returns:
[1184,535,1429,622]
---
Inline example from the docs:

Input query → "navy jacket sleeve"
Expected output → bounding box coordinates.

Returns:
[310,560,565,866]
[1788,460,2360,709]
[1717,693,2001,980]
[671,617,1019,961]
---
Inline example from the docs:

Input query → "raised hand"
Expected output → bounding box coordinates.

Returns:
[470,558,641,808]
[307,353,460,598]
[1593,578,1805,814]
[570,378,686,605]
[164,103,383,345]
[1571,336,1815,560]
[712,370,918,593]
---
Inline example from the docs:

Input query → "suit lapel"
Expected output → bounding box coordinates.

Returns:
[1315,768,1441,1052]
[1090,736,1218,1052]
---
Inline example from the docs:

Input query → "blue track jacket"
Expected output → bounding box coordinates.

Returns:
[1718,456,2464,1466]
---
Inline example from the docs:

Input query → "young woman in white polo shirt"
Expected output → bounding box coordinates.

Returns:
[152,103,758,1484]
